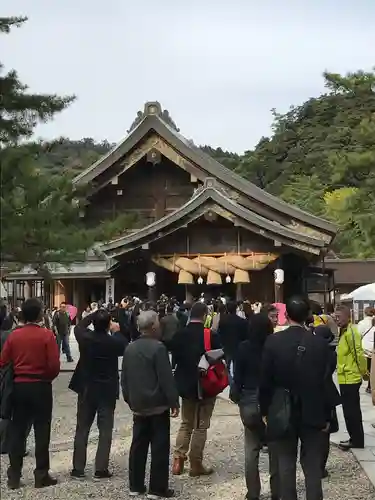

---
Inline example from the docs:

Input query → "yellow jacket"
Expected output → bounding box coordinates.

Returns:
[337,324,367,385]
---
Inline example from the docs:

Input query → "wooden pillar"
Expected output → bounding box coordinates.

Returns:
[12,279,17,307]
[24,280,31,300]
[53,280,66,306]
[105,277,115,304]
[185,285,193,303]
[236,283,243,302]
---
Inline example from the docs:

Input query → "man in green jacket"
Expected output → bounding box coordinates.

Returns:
[336,304,367,450]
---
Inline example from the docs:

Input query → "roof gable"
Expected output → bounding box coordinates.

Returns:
[100,178,325,258]
[73,101,337,238]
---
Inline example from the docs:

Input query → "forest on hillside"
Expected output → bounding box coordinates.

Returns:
[32,70,375,258]
[1,17,374,262]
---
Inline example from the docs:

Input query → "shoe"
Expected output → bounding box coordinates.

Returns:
[24,450,30,457]
[147,489,175,499]
[34,474,58,488]
[70,469,85,480]
[94,470,113,480]
[172,457,184,475]
[338,441,364,451]
[366,387,371,394]
[7,477,22,490]
[129,488,146,496]
[339,439,350,445]
[189,460,214,477]
[67,358,74,363]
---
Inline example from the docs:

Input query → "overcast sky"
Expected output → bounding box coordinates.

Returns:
[2,0,375,152]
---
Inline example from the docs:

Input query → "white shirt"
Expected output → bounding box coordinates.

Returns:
[358,316,375,354]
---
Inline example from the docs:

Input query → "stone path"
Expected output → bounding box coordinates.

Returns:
[331,384,375,487]
[1,374,374,500]
[63,332,375,489]
[222,381,375,490]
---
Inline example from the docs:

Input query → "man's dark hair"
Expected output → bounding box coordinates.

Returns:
[325,303,335,314]
[190,302,208,320]
[285,296,310,324]
[261,303,278,314]
[310,301,323,316]
[22,298,43,323]
[93,309,111,331]
[226,301,237,314]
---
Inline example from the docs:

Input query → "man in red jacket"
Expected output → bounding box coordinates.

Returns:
[0,298,60,490]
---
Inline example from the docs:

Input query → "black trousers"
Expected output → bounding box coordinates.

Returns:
[1,420,31,455]
[244,424,280,499]
[321,432,330,474]
[8,382,52,480]
[339,382,364,447]
[129,411,170,494]
[72,392,116,473]
[275,426,325,500]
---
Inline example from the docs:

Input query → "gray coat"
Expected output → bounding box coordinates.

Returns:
[121,336,179,415]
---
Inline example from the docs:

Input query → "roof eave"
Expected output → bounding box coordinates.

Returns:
[100,184,325,258]
[73,111,336,236]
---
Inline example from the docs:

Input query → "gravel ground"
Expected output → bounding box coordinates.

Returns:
[1,374,374,500]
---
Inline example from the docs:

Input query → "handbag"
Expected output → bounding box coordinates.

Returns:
[266,386,292,440]
[239,390,262,429]
[266,332,308,440]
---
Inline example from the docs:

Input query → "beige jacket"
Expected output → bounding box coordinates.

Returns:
[371,349,375,405]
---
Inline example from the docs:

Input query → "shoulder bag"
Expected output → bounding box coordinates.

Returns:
[266,331,307,440]
[239,389,262,429]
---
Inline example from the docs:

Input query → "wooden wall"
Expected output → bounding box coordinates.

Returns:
[84,156,196,228]
[150,218,274,255]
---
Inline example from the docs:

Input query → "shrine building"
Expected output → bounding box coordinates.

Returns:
[3,102,338,310]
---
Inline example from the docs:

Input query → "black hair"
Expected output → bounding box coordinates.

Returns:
[190,302,208,320]
[310,301,323,316]
[325,303,335,314]
[286,296,310,324]
[92,309,111,331]
[248,312,274,346]
[226,301,237,314]
[261,303,278,314]
[314,325,334,344]
[22,298,43,323]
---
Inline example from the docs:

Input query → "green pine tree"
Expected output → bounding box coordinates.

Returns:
[0,17,136,271]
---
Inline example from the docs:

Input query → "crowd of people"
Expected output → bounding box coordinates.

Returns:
[0,295,374,500]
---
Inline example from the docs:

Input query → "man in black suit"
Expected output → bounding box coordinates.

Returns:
[69,309,128,480]
[217,301,249,381]
[259,296,331,500]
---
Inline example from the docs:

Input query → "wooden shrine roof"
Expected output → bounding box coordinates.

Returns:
[100,178,326,259]
[73,101,337,238]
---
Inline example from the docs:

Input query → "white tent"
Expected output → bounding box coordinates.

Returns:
[346,283,375,301]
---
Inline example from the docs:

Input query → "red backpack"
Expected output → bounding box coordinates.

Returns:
[200,328,229,398]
